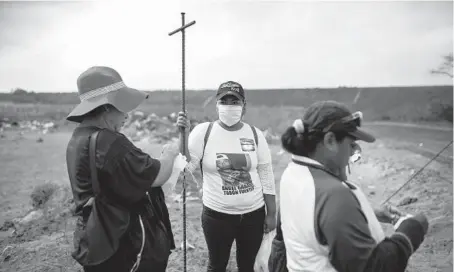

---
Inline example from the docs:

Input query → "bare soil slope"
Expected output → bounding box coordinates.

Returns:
[0,123,452,272]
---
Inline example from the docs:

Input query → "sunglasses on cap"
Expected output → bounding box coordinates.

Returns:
[322,111,363,133]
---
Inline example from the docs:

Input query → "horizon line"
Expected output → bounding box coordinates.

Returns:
[1,84,453,93]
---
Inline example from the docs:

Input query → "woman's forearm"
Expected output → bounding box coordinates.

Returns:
[152,153,176,187]
[257,162,276,216]
[264,194,276,216]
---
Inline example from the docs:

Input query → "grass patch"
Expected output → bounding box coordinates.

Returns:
[30,182,58,209]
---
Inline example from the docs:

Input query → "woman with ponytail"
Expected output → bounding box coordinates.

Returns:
[268,100,429,272]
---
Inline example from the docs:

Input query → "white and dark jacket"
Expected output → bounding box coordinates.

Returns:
[278,155,426,272]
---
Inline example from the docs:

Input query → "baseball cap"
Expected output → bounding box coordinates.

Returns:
[303,100,375,143]
[216,81,245,101]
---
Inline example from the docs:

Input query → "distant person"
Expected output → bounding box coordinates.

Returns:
[268,100,429,272]
[66,66,188,272]
[176,81,277,272]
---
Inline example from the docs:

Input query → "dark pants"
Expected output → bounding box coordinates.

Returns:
[202,205,266,272]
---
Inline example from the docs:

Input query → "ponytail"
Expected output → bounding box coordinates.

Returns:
[281,119,322,157]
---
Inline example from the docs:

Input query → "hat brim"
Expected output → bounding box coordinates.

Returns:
[66,86,149,123]
[348,128,376,143]
[216,91,244,101]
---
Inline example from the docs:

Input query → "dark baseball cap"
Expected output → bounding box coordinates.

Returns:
[303,100,375,143]
[216,81,245,101]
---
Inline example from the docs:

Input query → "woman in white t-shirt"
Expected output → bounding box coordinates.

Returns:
[177,81,277,272]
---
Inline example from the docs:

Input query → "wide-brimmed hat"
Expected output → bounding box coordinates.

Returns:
[66,66,149,123]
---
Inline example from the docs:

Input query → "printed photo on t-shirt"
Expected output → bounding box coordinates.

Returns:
[240,138,255,152]
[216,153,255,195]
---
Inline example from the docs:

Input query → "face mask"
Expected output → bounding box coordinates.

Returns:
[217,105,243,126]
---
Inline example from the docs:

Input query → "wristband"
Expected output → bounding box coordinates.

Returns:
[393,214,413,230]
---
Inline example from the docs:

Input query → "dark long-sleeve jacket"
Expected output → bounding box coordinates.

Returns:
[66,126,175,266]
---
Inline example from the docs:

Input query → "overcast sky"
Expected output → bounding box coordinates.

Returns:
[0,0,452,92]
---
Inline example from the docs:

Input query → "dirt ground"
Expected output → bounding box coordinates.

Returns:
[0,123,452,272]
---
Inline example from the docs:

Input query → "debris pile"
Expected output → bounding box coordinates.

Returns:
[0,183,74,243]
[0,118,58,134]
[122,111,280,144]
[121,111,204,143]
[0,111,281,144]
[261,127,281,144]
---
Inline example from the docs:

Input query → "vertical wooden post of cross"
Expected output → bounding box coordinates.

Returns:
[168,12,196,272]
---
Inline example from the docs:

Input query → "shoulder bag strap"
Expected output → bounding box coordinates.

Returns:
[89,130,101,195]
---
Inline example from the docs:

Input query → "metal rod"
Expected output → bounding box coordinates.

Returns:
[168,12,196,272]
[181,12,187,272]
[182,12,186,115]
[381,140,453,205]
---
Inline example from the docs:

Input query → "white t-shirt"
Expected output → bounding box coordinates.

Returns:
[188,121,272,214]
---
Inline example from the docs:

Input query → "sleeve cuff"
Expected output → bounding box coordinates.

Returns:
[258,163,276,195]
[394,217,426,253]
[186,154,201,173]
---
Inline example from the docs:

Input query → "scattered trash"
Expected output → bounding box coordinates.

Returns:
[173,194,200,203]
[397,196,419,207]
[42,122,55,129]
[179,240,195,250]
[1,245,14,262]
[262,128,280,144]
[0,118,58,134]
[13,210,44,226]
[0,111,280,145]
[0,220,15,232]
[350,152,362,163]
[120,111,280,144]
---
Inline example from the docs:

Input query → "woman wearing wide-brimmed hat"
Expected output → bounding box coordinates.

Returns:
[66,66,186,272]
